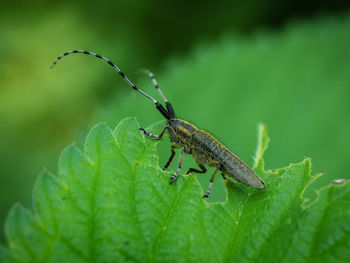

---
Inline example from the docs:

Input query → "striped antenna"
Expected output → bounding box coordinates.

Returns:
[139,68,175,118]
[51,50,171,119]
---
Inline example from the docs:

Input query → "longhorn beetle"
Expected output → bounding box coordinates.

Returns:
[51,50,265,199]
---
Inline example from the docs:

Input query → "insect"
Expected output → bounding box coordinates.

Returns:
[51,50,265,198]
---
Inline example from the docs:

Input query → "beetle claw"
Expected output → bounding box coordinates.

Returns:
[169,175,177,184]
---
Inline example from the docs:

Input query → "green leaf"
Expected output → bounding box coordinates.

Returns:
[2,117,350,262]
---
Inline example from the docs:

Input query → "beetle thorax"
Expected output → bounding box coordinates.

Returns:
[168,118,197,144]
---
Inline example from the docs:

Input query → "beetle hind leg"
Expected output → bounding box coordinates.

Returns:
[185,164,207,175]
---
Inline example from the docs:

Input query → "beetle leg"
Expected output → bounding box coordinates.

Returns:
[163,144,177,170]
[221,172,226,180]
[203,167,219,199]
[139,126,169,140]
[185,164,207,175]
[169,147,185,184]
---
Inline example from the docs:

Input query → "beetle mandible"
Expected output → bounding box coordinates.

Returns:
[51,50,265,199]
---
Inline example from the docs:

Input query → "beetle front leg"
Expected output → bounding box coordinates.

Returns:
[169,146,185,184]
[139,126,169,140]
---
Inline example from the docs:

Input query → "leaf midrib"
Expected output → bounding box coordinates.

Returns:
[148,177,192,263]
[222,189,252,263]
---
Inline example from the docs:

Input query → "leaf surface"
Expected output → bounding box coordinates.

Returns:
[2,118,349,262]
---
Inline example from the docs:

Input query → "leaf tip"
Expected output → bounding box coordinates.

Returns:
[5,203,32,243]
[58,143,81,172]
[113,117,140,135]
[254,123,270,172]
[84,122,113,146]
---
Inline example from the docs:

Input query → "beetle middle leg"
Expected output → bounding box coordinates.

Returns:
[203,167,219,199]
[169,146,185,184]
[163,144,178,170]
[221,172,226,180]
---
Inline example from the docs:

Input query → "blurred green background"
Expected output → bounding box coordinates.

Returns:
[1,0,350,244]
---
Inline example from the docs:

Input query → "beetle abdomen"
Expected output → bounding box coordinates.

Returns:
[222,154,265,188]
[191,129,265,189]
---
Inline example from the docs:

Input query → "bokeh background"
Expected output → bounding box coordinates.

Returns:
[1,0,350,244]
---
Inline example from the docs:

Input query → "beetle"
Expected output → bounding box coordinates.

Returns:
[51,50,265,198]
